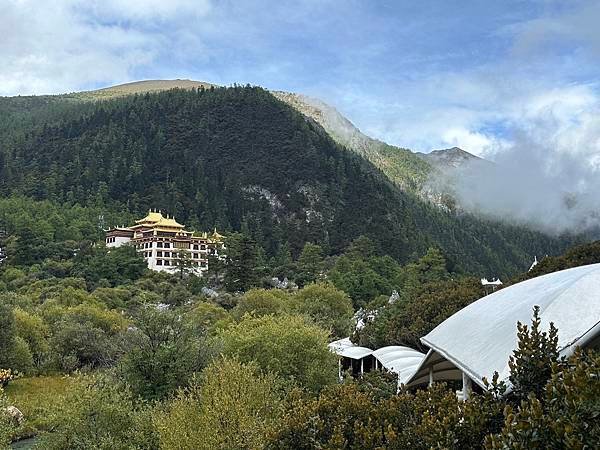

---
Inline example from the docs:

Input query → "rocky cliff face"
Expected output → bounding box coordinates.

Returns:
[417,147,482,169]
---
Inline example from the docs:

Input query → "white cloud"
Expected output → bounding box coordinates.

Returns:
[0,0,212,95]
[80,0,212,23]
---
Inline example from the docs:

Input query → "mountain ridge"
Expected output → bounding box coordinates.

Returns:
[0,85,575,276]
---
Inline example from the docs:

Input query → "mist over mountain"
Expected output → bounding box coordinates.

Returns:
[273,90,600,236]
[450,146,600,235]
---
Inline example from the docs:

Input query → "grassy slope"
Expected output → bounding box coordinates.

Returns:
[72,79,214,101]
[5,376,76,441]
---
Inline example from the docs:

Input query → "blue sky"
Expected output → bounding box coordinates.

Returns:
[2,0,600,160]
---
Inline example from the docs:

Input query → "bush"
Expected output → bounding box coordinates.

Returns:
[48,304,127,371]
[219,314,337,392]
[120,307,210,400]
[50,322,118,371]
[156,358,283,449]
[487,349,600,448]
[185,301,232,335]
[291,282,354,338]
[508,305,559,401]
[8,337,34,375]
[35,376,158,450]
[13,309,49,368]
[268,380,505,449]
[232,289,290,319]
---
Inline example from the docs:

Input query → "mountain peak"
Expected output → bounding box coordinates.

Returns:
[417,147,482,169]
[79,79,214,99]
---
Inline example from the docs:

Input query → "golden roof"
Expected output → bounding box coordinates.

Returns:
[136,210,164,225]
[134,210,184,229]
[155,216,185,229]
[210,228,225,241]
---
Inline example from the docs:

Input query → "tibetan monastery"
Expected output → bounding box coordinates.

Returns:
[105,210,225,275]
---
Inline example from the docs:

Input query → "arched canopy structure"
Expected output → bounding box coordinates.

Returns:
[406,263,600,390]
[371,346,425,384]
[328,339,426,383]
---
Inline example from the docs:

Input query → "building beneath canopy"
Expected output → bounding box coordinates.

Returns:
[329,263,600,399]
[405,263,600,398]
[328,339,425,387]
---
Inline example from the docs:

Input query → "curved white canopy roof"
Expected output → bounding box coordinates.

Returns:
[339,346,373,359]
[328,337,355,354]
[372,346,425,383]
[408,263,600,388]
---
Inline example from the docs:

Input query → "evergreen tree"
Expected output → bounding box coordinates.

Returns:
[271,241,294,279]
[508,305,560,401]
[175,249,194,280]
[223,233,260,292]
[206,254,226,287]
[296,243,324,287]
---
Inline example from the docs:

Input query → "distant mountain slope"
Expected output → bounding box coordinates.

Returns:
[417,147,483,169]
[272,91,432,193]
[0,86,575,276]
[0,79,476,206]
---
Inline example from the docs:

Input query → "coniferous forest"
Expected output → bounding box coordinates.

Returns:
[0,86,581,277]
[0,86,598,449]
[3,0,600,446]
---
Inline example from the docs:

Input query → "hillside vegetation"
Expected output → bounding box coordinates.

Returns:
[0,85,578,276]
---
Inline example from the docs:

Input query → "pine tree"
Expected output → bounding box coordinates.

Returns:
[508,305,560,401]
[175,249,194,280]
[296,243,324,287]
[224,233,259,292]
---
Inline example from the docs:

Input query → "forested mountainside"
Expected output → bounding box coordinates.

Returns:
[271,92,492,211]
[0,85,577,276]
[271,91,432,193]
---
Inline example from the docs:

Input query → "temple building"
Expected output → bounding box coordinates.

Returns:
[105,210,225,275]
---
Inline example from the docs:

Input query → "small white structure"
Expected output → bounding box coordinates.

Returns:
[328,339,425,388]
[406,263,600,396]
[480,278,502,287]
[371,346,426,388]
[529,255,539,272]
[481,277,502,295]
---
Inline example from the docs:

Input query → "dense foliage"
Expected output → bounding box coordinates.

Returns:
[0,86,598,448]
[0,239,598,448]
[155,358,283,449]
[0,86,578,276]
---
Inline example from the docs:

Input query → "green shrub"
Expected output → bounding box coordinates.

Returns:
[35,376,158,450]
[8,337,33,375]
[508,305,559,401]
[120,307,210,400]
[220,314,337,392]
[487,350,600,448]
[232,288,290,319]
[291,282,354,338]
[156,358,283,449]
